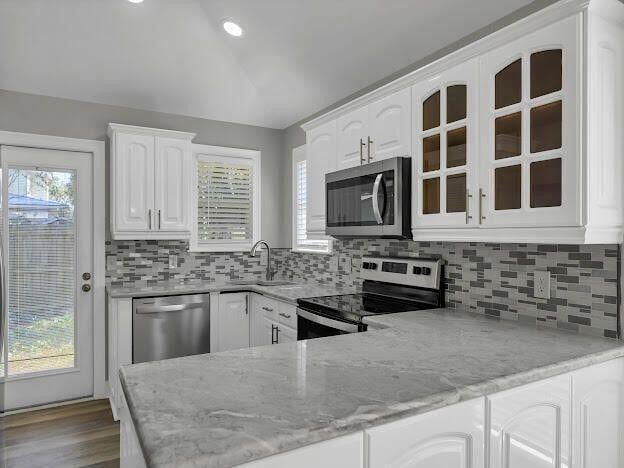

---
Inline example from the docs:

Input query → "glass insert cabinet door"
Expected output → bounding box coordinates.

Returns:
[478,15,580,228]
[412,59,478,228]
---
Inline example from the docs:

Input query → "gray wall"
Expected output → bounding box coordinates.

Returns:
[279,0,560,246]
[0,89,288,247]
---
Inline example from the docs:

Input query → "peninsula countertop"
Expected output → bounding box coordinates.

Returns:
[119,307,624,468]
[107,279,354,305]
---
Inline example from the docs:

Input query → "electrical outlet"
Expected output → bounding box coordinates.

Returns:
[329,256,339,272]
[534,270,550,299]
[260,250,268,266]
[168,254,178,269]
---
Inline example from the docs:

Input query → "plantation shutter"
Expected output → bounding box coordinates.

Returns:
[197,160,253,244]
[295,160,329,252]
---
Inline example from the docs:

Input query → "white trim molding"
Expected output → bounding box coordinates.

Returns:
[190,144,261,252]
[107,123,196,141]
[0,129,107,400]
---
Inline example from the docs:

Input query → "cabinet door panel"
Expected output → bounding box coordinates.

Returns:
[369,87,411,161]
[366,398,484,468]
[276,324,296,344]
[488,374,570,468]
[572,358,624,468]
[217,293,249,351]
[114,133,155,232]
[478,15,580,228]
[155,137,191,233]
[412,59,478,229]
[250,296,274,347]
[306,121,336,237]
[337,107,369,169]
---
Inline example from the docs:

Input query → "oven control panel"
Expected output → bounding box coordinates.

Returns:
[360,256,442,289]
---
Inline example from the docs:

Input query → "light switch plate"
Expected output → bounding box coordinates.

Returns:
[340,255,352,273]
[534,270,550,299]
[168,254,178,269]
[329,256,339,273]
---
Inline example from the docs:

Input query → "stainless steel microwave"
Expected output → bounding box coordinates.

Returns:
[325,157,411,238]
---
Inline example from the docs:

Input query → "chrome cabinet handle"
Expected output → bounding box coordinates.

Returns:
[372,173,384,225]
[271,324,278,344]
[367,136,373,162]
[148,209,152,229]
[136,303,204,314]
[158,210,161,230]
[262,306,274,312]
[359,138,366,165]
[479,188,486,224]
[278,312,291,319]
[466,190,473,224]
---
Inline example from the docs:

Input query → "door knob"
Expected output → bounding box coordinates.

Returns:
[82,284,92,292]
[82,272,91,281]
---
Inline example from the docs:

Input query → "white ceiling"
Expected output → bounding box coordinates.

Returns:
[0,0,536,129]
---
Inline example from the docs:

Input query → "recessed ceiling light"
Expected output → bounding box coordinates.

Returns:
[127,0,144,3]
[223,21,243,37]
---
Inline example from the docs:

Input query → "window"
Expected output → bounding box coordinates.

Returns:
[191,145,260,252]
[292,146,331,253]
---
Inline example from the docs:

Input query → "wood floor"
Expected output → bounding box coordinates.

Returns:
[0,399,120,468]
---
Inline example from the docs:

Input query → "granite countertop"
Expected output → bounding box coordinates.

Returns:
[120,307,624,468]
[107,279,354,305]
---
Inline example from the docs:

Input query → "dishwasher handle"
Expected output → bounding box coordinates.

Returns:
[135,302,206,314]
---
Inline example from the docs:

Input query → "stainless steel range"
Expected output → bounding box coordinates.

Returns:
[296,256,443,340]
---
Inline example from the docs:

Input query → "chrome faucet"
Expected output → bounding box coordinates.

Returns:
[250,240,275,281]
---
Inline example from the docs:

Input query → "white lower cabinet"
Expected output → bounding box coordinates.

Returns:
[250,293,298,346]
[365,398,485,468]
[488,374,570,468]
[571,359,624,468]
[215,292,250,352]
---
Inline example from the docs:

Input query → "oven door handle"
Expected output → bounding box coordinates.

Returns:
[372,173,385,224]
[297,308,360,333]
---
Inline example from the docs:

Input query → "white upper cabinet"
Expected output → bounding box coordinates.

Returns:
[478,16,579,229]
[109,124,196,240]
[337,107,369,170]
[306,120,336,238]
[412,59,478,228]
[366,397,484,468]
[154,137,192,233]
[113,132,155,233]
[303,1,624,244]
[369,87,411,161]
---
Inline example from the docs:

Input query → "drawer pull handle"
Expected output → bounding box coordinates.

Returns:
[279,312,291,319]
[262,306,274,312]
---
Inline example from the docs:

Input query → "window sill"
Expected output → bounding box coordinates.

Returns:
[291,247,333,255]
[189,244,253,253]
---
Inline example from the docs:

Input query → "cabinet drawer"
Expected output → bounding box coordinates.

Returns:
[275,303,297,329]
[255,296,279,320]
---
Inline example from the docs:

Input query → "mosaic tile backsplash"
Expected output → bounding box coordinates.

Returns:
[106,239,621,339]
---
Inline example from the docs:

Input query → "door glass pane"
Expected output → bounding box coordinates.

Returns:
[423,134,440,172]
[495,165,521,210]
[495,112,522,160]
[447,127,467,168]
[530,101,562,153]
[446,85,467,123]
[495,59,522,109]
[423,91,440,131]
[531,158,562,208]
[7,169,75,375]
[531,50,562,99]
[423,178,440,214]
[446,173,466,213]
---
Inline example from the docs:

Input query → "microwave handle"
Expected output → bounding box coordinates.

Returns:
[372,173,385,224]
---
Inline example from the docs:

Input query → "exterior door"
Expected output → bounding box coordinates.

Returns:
[1,145,93,410]
[113,132,155,232]
[336,107,369,170]
[478,15,580,228]
[154,137,191,233]
[412,59,478,228]
[369,87,411,162]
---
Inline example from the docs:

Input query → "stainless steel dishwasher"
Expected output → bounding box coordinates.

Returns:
[133,294,211,363]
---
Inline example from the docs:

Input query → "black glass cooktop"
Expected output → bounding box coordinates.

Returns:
[297,293,434,324]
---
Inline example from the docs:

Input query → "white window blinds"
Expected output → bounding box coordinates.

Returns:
[294,159,330,253]
[197,160,254,244]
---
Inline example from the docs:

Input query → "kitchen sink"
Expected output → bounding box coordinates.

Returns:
[227,279,297,287]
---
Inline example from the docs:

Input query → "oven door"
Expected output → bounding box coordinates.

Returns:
[325,157,410,238]
[297,308,363,340]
